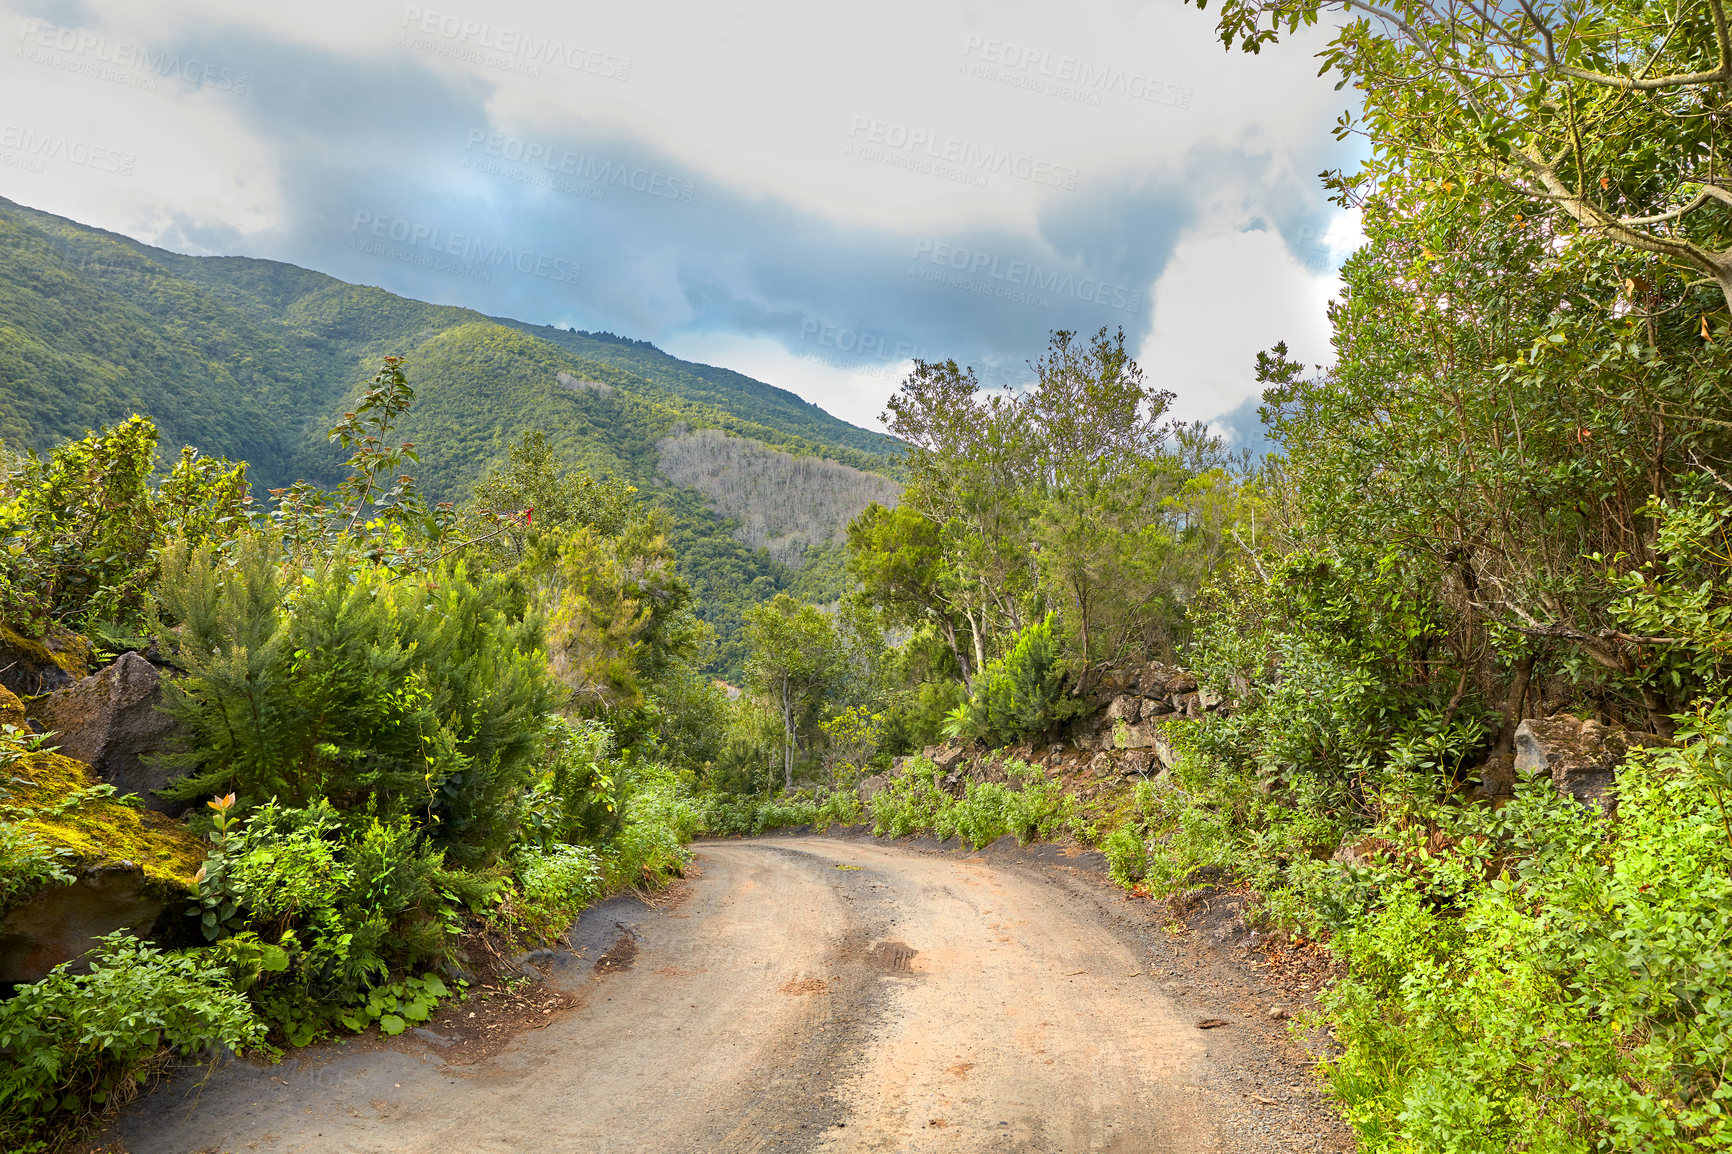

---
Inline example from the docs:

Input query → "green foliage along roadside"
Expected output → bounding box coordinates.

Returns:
[0,373,712,1151]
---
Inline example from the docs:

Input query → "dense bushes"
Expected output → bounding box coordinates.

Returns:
[154,541,556,865]
[0,381,712,1148]
[1313,715,1732,1151]
[867,756,1074,849]
[697,787,863,837]
[0,934,264,1146]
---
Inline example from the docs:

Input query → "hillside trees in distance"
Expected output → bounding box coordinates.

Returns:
[657,427,903,570]
[0,195,904,681]
[850,327,1246,700]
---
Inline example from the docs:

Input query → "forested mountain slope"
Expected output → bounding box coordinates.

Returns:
[0,196,902,674]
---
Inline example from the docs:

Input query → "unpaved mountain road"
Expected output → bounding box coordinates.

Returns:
[94,836,1351,1154]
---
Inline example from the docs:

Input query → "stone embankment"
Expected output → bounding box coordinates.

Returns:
[866,661,1226,806]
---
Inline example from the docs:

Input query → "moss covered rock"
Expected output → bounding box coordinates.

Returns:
[0,750,203,982]
[0,622,78,698]
[1,752,202,892]
[0,684,24,729]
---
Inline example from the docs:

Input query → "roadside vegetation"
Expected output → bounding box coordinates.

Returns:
[0,362,706,1150]
[687,0,1732,1147]
[5,0,1731,1148]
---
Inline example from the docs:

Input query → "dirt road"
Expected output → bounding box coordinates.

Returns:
[97,836,1347,1153]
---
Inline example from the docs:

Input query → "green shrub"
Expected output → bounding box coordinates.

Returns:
[189,799,467,1039]
[867,757,1074,849]
[0,416,248,635]
[697,787,865,836]
[1100,820,1149,887]
[963,614,1074,746]
[868,757,954,838]
[519,715,619,846]
[1316,708,1732,1152]
[510,844,604,941]
[155,542,556,864]
[0,933,265,1149]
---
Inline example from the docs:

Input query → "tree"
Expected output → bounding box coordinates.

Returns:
[1192,0,1732,314]
[456,430,639,571]
[846,503,979,689]
[861,327,1241,688]
[742,594,845,790]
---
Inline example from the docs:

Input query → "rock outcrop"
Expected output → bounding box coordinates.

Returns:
[0,749,202,984]
[1068,662,1224,753]
[0,623,80,698]
[31,652,185,813]
[889,661,1216,803]
[1514,715,1670,811]
[0,683,25,729]
[857,774,888,809]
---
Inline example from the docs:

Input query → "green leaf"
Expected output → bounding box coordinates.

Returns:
[379,1014,407,1036]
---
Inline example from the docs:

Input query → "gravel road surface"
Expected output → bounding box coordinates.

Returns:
[94,836,1348,1153]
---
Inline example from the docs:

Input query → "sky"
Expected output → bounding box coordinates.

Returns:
[0,0,1364,437]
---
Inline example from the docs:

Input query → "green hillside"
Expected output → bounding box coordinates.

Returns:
[0,196,904,676]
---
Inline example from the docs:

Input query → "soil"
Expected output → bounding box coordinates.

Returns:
[85,831,1356,1154]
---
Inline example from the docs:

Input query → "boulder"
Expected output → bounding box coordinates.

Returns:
[32,653,185,813]
[1105,694,1142,724]
[0,864,166,984]
[1114,720,1164,750]
[1097,667,1136,695]
[1117,749,1157,777]
[1514,715,1669,811]
[0,684,24,729]
[0,749,202,982]
[1197,684,1226,711]
[0,623,78,698]
[856,774,888,809]
[1137,662,1186,695]
[929,744,967,773]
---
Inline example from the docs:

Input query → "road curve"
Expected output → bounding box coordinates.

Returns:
[100,837,1246,1153]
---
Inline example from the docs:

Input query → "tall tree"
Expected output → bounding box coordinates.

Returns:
[1193,0,1732,314]
[742,594,844,790]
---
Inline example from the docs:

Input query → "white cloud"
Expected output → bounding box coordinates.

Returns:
[660,330,906,435]
[1142,223,1347,426]
[0,0,1359,429]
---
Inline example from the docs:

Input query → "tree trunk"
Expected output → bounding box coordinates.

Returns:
[939,617,973,694]
[964,607,987,681]
[782,678,795,792]
[1477,655,1533,797]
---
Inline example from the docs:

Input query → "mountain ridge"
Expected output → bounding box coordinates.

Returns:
[0,195,904,674]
